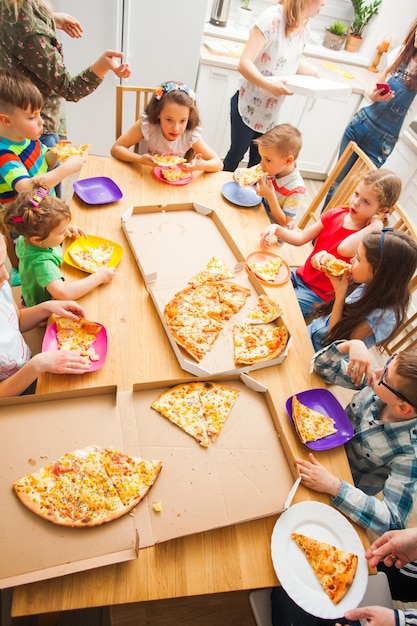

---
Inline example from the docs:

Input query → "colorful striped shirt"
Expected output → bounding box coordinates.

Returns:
[0,137,49,204]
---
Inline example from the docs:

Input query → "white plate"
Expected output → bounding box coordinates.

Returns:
[271,501,368,619]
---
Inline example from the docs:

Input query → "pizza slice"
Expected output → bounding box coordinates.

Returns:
[68,242,115,273]
[178,283,226,321]
[243,294,283,324]
[291,395,337,444]
[168,323,221,362]
[233,322,288,365]
[236,164,265,188]
[320,254,352,277]
[55,317,103,363]
[247,256,283,283]
[196,381,239,440]
[50,141,91,161]
[151,384,212,447]
[188,257,235,285]
[292,532,358,604]
[215,281,252,316]
[161,168,191,182]
[152,154,186,167]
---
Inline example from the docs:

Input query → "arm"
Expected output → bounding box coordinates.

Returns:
[179,138,223,173]
[255,178,301,227]
[366,527,417,569]
[338,606,398,626]
[337,216,384,258]
[18,299,86,333]
[260,219,323,248]
[14,156,86,193]
[238,26,293,98]
[52,12,83,38]
[296,59,320,77]
[110,120,154,165]
[46,267,116,301]
[312,339,373,388]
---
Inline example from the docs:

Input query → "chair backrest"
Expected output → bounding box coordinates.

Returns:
[115,85,155,153]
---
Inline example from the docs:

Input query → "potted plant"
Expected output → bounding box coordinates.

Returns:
[345,0,382,52]
[236,0,253,29]
[322,20,348,51]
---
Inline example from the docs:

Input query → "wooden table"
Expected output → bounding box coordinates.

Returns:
[12,157,368,618]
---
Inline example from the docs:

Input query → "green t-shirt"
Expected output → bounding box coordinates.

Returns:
[16,237,64,307]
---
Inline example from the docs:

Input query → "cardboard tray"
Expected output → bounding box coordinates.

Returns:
[0,376,299,587]
[283,75,352,100]
[121,203,291,376]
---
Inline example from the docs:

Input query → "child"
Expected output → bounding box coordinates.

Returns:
[234,124,305,227]
[297,338,417,535]
[260,169,402,318]
[3,187,116,307]
[111,81,223,173]
[0,233,90,397]
[222,0,324,172]
[308,229,417,351]
[0,68,85,203]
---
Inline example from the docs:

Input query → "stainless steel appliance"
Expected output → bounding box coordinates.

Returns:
[209,0,231,27]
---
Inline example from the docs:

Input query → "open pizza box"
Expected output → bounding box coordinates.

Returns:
[0,374,300,587]
[121,203,291,377]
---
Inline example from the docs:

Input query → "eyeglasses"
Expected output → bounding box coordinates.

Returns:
[378,353,414,407]
[379,227,394,255]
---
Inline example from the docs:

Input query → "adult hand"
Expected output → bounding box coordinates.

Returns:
[366,527,417,569]
[296,453,341,497]
[91,51,131,79]
[260,224,278,248]
[369,85,395,103]
[47,300,86,321]
[53,12,83,38]
[267,78,294,97]
[336,605,396,626]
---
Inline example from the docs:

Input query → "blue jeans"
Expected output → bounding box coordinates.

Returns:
[323,108,397,208]
[40,132,62,198]
[291,268,326,319]
[223,91,262,171]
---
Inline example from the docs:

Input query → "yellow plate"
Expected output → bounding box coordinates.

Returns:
[64,235,124,274]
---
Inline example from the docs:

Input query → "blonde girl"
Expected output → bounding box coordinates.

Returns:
[111,81,223,173]
[223,0,325,172]
[4,186,115,306]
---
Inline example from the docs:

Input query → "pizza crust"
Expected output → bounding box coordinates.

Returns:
[291,395,337,444]
[321,254,352,277]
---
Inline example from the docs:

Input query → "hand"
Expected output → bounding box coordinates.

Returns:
[61,155,86,174]
[336,605,396,626]
[370,85,395,103]
[67,223,86,239]
[233,167,245,184]
[92,50,131,79]
[254,177,273,200]
[267,78,294,97]
[260,224,278,248]
[47,300,86,321]
[311,251,334,270]
[32,350,91,375]
[179,154,203,172]
[53,12,83,38]
[346,339,373,386]
[96,266,116,284]
[296,453,341,497]
[365,527,417,569]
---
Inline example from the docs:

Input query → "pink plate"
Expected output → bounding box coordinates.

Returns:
[42,322,108,372]
[153,166,193,185]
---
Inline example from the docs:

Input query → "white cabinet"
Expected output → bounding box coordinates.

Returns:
[279,92,362,179]
[385,134,417,226]
[196,64,241,160]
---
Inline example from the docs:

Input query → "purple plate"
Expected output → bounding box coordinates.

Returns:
[73,177,122,205]
[286,388,353,450]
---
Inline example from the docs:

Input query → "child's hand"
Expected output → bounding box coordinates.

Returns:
[260,224,278,248]
[311,250,334,270]
[346,339,373,386]
[96,266,116,284]
[67,224,86,239]
[296,453,341,497]
[33,350,91,375]
[47,300,86,321]
[233,168,245,184]
[255,177,273,200]
[179,154,203,172]
[61,155,86,174]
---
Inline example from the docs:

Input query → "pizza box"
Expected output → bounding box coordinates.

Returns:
[282,75,352,100]
[0,377,299,587]
[121,203,291,377]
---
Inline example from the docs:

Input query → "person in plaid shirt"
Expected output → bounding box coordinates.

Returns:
[296,338,417,536]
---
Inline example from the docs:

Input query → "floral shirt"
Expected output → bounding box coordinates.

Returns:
[238,4,307,133]
[0,1,102,133]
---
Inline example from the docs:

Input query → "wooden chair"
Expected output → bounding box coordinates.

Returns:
[115,85,155,153]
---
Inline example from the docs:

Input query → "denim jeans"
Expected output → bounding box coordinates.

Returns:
[222,91,262,171]
[290,268,326,319]
[40,132,62,198]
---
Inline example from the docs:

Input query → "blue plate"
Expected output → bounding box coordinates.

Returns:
[73,177,122,205]
[221,181,261,208]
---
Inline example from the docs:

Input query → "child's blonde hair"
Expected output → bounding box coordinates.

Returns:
[4,186,71,241]
[146,81,200,130]
[254,124,302,160]
[361,169,402,210]
[280,0,317,36]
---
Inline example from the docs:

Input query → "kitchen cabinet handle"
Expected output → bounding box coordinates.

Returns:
[210,70,229,80]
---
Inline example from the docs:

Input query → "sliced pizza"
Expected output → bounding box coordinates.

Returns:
[50,141,91,161]
[160,168,190,182]
[152,154,186,167]
[13,445,162,527]
[292,532,358,604]
[320,254,352,277]
[55,317,103,363]
[215,281,252,315]
[233,322,288,365]
[291,395,337,444]
[248,256,283,283]
[236,164,265,188]
[151,381,239,446]
[243,294,283,324]
[188,257,235,285]
[68,242,115,273]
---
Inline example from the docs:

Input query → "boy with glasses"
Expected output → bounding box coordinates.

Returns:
[296,338,417,536]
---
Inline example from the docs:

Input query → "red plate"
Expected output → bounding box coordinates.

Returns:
[153,166,193,186]
[245,251,290,286]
